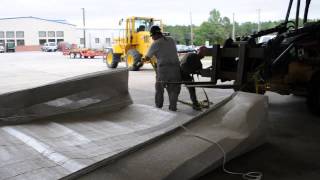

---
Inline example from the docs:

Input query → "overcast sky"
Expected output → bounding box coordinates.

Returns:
[1,0,319,28]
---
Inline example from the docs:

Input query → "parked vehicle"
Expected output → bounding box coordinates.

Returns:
[6,42,15,52]
[63,47,106,59]
[66,48,99,59]
[41,42,58,52]
[176,44,197,53]
[0,43,4,53]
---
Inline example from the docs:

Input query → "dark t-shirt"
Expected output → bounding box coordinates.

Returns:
[180,53,203,74]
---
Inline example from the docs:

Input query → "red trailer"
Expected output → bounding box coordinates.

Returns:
[63,48,106,59]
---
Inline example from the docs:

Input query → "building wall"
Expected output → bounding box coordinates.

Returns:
[76,29,119,50]
[0,17,77,49]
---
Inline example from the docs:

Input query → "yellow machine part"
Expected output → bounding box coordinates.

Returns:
[132,31,152,56]
[126,53,134,67]
[113,43,125,55]
[111,16,160,61]
[106,52,113,65]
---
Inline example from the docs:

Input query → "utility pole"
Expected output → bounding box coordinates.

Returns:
[232,13,235,40]
[189,10,194,46]
[82,8,86,48]
[89,33,92,49]
[257,9,261,32]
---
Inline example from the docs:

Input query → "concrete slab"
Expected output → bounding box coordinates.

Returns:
[74,92,268,180]
[0,68,195,180]
[0,52,267,180]
[0,103,193,180]
[0,70,131,124]
[0,92,267,180]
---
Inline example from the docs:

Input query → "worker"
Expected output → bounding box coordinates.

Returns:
[180,46,207,110]
[137,25,146,32]
[144,25,181,111]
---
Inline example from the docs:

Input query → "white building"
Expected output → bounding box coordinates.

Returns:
[0,16,78,51]
[76,28,119,50]
[0,16,121,51]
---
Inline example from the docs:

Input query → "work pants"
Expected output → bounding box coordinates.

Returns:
[181,72,198,104]
[155,81,181,111]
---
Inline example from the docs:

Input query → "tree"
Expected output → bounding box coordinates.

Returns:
[163,9,317,46]
[164,25,191,45]
[194,9,232,45]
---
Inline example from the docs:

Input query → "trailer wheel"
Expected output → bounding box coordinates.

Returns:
[90,56,94,59]
[84,56,88,58]
[126,49,142,71]
[307,72,320,115]
[70,53,77,58]
[105,50,120,68]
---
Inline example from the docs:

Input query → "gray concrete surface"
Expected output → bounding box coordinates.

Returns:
[0,51,230,115]
[0,70,132,124]
[0,52,109,94]
[76,92,267,180]
[0,52,269,180]
[1,52,251,180]
[1,52,318,180]
[0,101,194,180]
[199,92,320,180]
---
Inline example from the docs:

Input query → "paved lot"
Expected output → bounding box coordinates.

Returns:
[0,52,319,179]
[0,51,230,115]
[0,52,109,94]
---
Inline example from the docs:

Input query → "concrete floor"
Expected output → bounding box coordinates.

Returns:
[199,94,320,180]
[1,52,319,179]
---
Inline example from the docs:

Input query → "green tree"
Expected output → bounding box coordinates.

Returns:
[163,9,318,46]
[164,25,191,45]
[194,9,232,45]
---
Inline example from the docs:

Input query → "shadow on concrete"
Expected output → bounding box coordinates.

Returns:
[198,92,320,180]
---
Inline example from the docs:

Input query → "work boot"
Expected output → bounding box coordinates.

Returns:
[169,105,177,111]
[192,102,201,111]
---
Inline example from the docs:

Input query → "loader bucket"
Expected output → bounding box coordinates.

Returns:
[0,69,268,180]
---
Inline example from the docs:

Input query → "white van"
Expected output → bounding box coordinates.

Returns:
[41,42,58,52]
[0,44,4,53]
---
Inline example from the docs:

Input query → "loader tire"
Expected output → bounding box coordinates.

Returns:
[105,50,120,68]
[126,49,142,71]
[307,72,320,115]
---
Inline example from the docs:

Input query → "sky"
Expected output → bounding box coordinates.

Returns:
[1,0,319,28]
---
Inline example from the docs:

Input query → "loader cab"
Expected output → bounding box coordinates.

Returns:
[116,17,162,47]
[133,18,162,33]
[123,17,162,58]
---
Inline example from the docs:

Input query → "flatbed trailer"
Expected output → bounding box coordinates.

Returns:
[63,48,105,59]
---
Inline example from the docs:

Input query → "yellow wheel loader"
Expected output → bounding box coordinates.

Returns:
[105,17,162,71]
